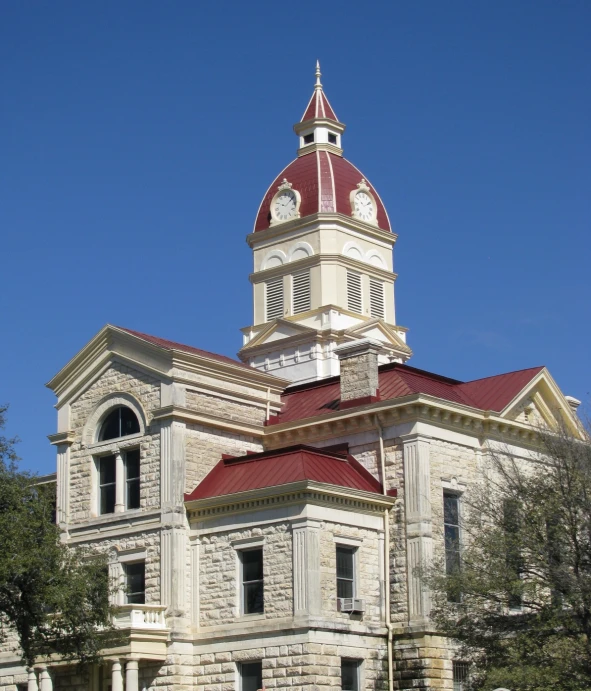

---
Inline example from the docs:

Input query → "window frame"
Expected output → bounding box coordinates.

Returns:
[239,661,263,691]
[239,546,264,615]
[98,454,116,515]
[123,560,146,605]
[336,544,357,601]
[265,276,284,321]
[443,490,462,602]
[341,659,361,691]
[452,660,470,691]
[95,445,141,516]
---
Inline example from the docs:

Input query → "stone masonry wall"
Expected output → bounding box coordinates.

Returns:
[320,522,383,626]
[199,523,292,627]
[185,424,262,495]
[186,391,267,427]
[194,640,388,691]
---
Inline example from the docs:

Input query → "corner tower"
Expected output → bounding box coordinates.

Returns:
[239,64,411,383]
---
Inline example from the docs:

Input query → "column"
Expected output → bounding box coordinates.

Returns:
[160,421,186,510]
[292,518,321,616]
[125,660,139,691]
[56,444,70,526]
[111,660,123,691]
[38,667,52,691]
[402,433,433,623]
[27,669,38,691]
[190,537,200,627]
[114,452,125,513]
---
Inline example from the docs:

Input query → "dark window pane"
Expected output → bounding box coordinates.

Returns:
[244,581,264,614]
[241,663,262,691]
[337,579,354,599]
[303,133,314,144]
[242,549,263,582]
[100,484,115,515]
[445,525,460,551]
[120,407,140,436]
[127,478,140,509]
[444,494,459,525]
[336,547,354,579]
[126,449,140,479]
[99,455,116,485]
[341,660,359,691]
[99,406,139,441]
[125,562,145,604]
[328,133,337,144]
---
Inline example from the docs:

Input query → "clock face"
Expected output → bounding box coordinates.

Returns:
[354,191,374,222]
[274,190,297,221]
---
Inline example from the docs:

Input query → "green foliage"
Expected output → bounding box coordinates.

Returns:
[0,405,119,668]
[429,423,591,691]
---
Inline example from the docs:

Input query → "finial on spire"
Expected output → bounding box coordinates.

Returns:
[315,60,322,90]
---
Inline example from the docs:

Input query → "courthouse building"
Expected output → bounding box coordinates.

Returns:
[0,65,582,691]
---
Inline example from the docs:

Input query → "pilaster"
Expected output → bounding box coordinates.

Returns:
[402,433,432,624]
[56,444,70,526]
[292,518,322,615]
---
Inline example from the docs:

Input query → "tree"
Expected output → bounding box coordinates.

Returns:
[429,422,591,691]
[0,405,118,669]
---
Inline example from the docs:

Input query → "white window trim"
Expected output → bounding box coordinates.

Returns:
[336,542,359,600]
[93,445,142,517]
[233,538,265,618]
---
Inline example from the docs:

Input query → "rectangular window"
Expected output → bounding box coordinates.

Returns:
[265,277,284,321]
[292,270,311,314]
[347,271,362,313]
[125,449,140,510]
[328,132,338,145]
[303,133,314,144]
[240,662,262,691]
[124,562,145,604]
[341,660,360,691]
[99,455,116,515]
[369,278,385,319]
[453,661,470,691]
[504,499,523,609]
[336,546,355,599]
[241,548,264,614]
[444,491,461,602]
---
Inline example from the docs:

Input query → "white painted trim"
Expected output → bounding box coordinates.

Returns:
[261,249,286,270]
[83,393,147,446]
[287,241,314,261]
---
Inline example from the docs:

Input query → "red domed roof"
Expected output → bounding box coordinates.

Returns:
[253,151,391,233]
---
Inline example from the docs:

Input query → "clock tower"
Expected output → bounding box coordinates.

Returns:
[239,63,411,383]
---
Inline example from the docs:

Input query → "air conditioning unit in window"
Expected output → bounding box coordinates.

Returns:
[338,597,365,613]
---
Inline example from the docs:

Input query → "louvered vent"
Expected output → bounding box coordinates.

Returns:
[265,277,284,321]
[292,271,311,314]
[347,271,362,313]
[369,279,385,319]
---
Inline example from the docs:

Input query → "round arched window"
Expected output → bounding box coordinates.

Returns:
[99,406,140,442]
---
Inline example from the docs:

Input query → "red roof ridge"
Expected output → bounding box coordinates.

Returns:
[463,365,545,385]
[222,443,350,465]
[114,326,251,369]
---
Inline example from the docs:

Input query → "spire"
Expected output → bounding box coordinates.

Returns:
[315,60,322,90]
[300,62,339,123]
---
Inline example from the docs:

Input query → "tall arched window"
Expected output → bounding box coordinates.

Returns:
[96,406,141,515]
[99,406,140,441]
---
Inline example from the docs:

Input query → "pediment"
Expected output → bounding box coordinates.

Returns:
[345,319,412,355]
[241,319,317,350]
[501,370,581,435]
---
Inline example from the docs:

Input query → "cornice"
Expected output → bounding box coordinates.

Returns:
[293,118,346,136]
[185,479,395,519]
[151,404,265,438]
[296,142,343,157]
[263,393,546,451]
[48,431,76,446]
[247,213,396,248]
[249,252,397,284]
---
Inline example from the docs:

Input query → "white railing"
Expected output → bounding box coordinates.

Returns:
[113,604,167,629]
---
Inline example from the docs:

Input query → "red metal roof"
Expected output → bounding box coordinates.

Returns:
[301,87,338,122]
[268,363,545,425]
[254,152,391,232]
[185,444,383,501]
[116,327,252,369]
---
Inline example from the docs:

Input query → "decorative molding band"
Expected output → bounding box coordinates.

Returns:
[152,404,265,438]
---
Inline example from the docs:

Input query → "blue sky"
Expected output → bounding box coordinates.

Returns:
[1,1,590,473]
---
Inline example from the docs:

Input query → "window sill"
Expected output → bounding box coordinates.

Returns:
[85,433,144,452]
[237,612,266,621]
